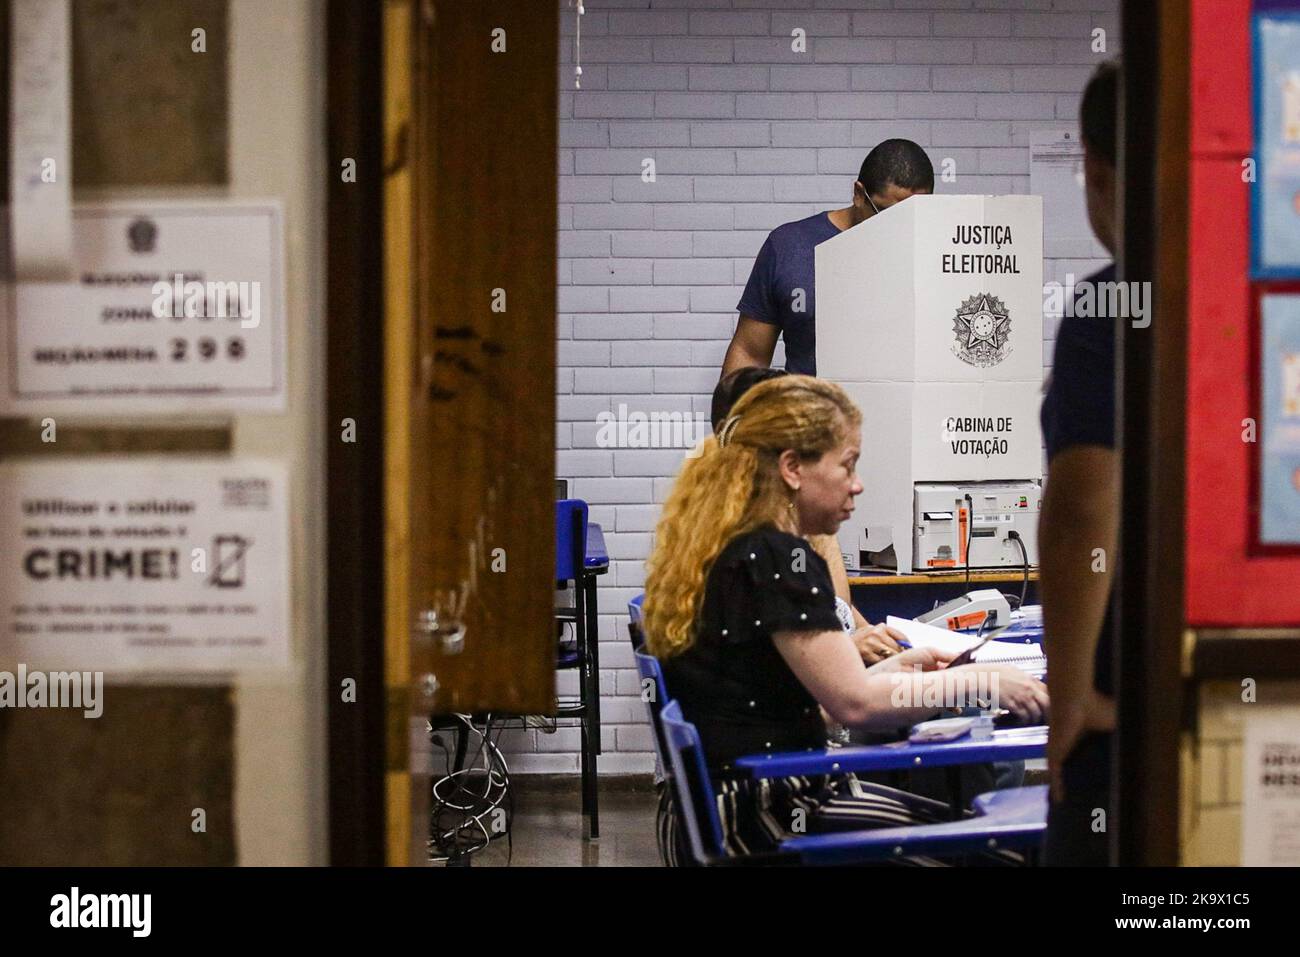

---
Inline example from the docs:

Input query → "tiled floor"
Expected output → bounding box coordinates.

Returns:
[432,775,663,867]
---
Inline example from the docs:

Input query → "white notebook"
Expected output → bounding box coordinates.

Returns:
[971,640,1045,664]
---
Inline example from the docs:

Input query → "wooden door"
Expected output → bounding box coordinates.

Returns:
[383,0,558,866]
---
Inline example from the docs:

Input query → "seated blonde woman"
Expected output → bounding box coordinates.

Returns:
[645,374,1047,858]
[711,366,906,662]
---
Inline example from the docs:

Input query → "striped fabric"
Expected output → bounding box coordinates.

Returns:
[659,773,1023,867]
[717,773,951,864]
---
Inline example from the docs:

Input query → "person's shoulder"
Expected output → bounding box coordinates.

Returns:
[766,212,834,248]
[718,526,828,574]
[722,524,803,551]
[1056,312,1112,351]
[1059,263,1118,352]
[1086,263,1116,284]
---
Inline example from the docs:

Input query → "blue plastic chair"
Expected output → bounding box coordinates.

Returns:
[634,589,1044,863]
[633,647,670,767]
[634,646,685,864]
[626,593,645,649]
[658,701,743,865]
[555,500,588,671]
[658,699,1046,866]
[554,499,600,838]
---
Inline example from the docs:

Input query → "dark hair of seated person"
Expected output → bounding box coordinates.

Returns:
[710,366,788,432]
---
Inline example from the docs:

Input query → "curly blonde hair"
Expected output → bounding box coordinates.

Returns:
[643,374,861,658]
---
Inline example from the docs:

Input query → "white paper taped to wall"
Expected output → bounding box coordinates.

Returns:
[1242,708,1300,866]
[1029,130,1107,261]
[9,0,72,281]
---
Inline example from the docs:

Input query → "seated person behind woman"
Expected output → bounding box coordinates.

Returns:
[645,374,1048,857]
[711,366,905,663]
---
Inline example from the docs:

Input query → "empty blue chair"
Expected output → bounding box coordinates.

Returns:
[554,498,600,838]
[554,499,589,580]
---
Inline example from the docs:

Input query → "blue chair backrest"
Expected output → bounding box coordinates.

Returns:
[633,645,660,692]
[633,648,670,762]
[555,499,589,583]
[659,700,727,864]
[627,593,645,648]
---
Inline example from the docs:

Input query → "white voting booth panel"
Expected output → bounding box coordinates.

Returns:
[816,194,1044,572]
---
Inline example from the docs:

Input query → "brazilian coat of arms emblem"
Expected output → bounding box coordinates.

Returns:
[951,292,1011,367]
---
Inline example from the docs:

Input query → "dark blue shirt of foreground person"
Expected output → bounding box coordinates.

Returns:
[1041,262,1117,703]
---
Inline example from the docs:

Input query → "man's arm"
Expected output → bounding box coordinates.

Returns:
[1040,444,1119,798]
[721,315,780,377]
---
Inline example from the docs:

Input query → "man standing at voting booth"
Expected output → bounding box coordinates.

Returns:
[1039,60,1121,867]
[721,139,934,378]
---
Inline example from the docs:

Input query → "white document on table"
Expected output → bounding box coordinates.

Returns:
[886,616,985,654]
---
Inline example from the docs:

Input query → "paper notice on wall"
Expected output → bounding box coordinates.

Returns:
[9,0,73,280]
[0,460,290,674]
[1242,709,1300,866]
[1029,130,1107,261]
[0,202,286,415]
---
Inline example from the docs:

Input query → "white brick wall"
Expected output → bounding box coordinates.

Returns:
[513,0,1118,775]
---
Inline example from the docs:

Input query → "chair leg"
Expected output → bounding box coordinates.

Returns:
[582,718,599,839]
[579,721,590,821]
[584,575,602,755]
[579,720,600,840]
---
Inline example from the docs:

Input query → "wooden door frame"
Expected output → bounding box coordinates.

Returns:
[325,0,387,867]
[392,0,560,866]
[1115,0,1191,866]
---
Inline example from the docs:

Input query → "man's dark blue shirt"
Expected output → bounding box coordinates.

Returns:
[1040,263,1116,791]
[736,212,841,375]
[1042,264,1118,480]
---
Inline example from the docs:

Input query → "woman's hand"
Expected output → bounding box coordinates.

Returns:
[867,645,955,675]
[968,664,1050,726]
[850,622,907,664]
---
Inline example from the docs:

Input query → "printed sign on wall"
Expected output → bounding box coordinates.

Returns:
[0,201,285,415]
[0,459,290,673]
[1242,708,1300,866]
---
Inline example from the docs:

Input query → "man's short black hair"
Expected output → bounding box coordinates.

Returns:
[857,139,934,198]
[1080,59,1119,165]
[711,366,788,431]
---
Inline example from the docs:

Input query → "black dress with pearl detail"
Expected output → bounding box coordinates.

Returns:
[662,525,839,772]
[660,524,972,862]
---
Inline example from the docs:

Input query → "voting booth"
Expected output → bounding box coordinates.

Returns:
[816,195,1045,573]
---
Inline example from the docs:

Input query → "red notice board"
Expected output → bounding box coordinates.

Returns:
[1186,0,1300,624]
